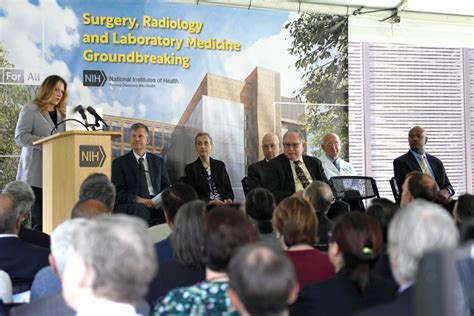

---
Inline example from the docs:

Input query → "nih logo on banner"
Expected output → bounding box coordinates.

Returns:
[0,68,42,85]
[83,70,107,87]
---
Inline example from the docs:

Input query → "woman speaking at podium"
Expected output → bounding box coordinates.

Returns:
[15,75,67,231]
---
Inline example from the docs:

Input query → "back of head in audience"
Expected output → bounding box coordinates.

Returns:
[171,200,206,267]
[303,180,334,215]
[329,212,382,295]
[327,199,350,221]
[0,194,19,234]
[2,181,35,218]
[273,196,318,248]
[202,206,259,272]
[388,200,458,287]
[366,198,399,242]
[62,214,157,310]
[50,219,88,276]
[162,183,198,227]
[454,193,474,225]
[70,198,110,219]
[228,243,298,316]
[79,173,116,211]
[400,171,437,206]
[245,188,276,234]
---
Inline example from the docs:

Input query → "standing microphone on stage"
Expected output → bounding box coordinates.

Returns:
[86,106,108,128]
[74,105,90,130]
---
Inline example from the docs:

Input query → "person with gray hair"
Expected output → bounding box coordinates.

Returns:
[29,219,88,302]
[79,173,116,212]
[62,214,157,315]
[228,243,298,316]
[3,180,50,248]
[0,193,49,285]
[354,199,459,316]
[319,133,356,179]
[303,180,334,248]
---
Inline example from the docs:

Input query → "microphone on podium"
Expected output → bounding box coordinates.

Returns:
[73,105,89,127]
[86,106,108,128]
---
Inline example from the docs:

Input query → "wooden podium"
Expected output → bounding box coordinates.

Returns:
[34,131,121,234]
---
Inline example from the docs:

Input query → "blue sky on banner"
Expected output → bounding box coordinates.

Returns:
[0,0,303,124]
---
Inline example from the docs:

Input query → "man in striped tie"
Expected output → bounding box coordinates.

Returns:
[393,126,454,205]
[265,131,333,203]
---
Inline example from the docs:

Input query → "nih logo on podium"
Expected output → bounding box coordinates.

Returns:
[83,70,107,87]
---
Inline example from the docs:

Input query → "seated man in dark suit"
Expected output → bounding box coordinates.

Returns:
[2,181,50,249]
[265,131,332,203]
[112,123,170,225]
[247,133,280,192]
[0,194,49,285]
[393,126,454,205]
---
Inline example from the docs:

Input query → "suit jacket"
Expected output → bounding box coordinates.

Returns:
[290,270,398,316]
[10,293,74,316]
[0,237,49,282]
[15,104,65,188]
[319,154,356,179]
[265,154,332,203]
[247,159,268,192]
[393,150,454,195]
[18,226,50,249]
[184,157,234,201]
[353,286,413,316]
[112,151,170,204]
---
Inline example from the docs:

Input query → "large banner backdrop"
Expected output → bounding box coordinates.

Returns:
[0,0,348,201]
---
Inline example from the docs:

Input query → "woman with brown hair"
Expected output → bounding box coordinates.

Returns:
[273,196,334,289]
[15,75,68,231]
[290,212,398,316]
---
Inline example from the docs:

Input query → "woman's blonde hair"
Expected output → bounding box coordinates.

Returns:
[32,75,67,117]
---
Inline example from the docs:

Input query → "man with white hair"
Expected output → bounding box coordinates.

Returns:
[319,133,356,179]
[355,200,459,316]
[3,181,50,248]
[62,215,157,315]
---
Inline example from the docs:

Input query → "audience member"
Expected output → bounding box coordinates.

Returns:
[265,131,332,203]
[273,197,334,288]
[154,206,258,315]
[454,193,474,225]
[0,270,12,304]
[354,200,459,316]
[62,215,157,315]
[247,133,280,191]
[400,171,437,206]
[148,200,206,305]
[3,181,50,248]
[112,123,171,225]
[228,243,298,316]
[245,188,280,250]
[394,125,454,204]
[70,198,110,219]
[0,194,49,286]
[29,219,87,302]
[319,133,356,179]
[327,199,350,221]
[291,212,398,316]
[79,173,116,211]
[154,184,198,264]
[366,198,399,281]
[303,180,334,249]
[184,132,234,203]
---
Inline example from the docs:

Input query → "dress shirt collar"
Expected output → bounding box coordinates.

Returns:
[0,234,17,238]
[132,151,147,162]
[325,153,338,163]
[76,298,137,316]
[398,282,414,294]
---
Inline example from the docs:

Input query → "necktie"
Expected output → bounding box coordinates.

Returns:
[294,161,310,189]
[418,154,432,176]
[138,158,150,199]
[333,159,340,171]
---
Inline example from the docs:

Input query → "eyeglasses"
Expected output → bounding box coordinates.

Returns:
[283,143,301,149]
[325,141,340,147]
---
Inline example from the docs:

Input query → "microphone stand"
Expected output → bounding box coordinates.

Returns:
[50,118,90,135]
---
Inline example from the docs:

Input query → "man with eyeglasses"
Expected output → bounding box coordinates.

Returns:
[265,131,332,203]
[247,133,280,192]
[319,133,356,179]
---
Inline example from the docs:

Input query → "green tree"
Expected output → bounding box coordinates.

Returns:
[0,42,35,188]
[285,13,349,158]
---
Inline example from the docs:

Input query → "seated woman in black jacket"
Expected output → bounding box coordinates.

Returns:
[290,212,398,316]
[184,132,234,203]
